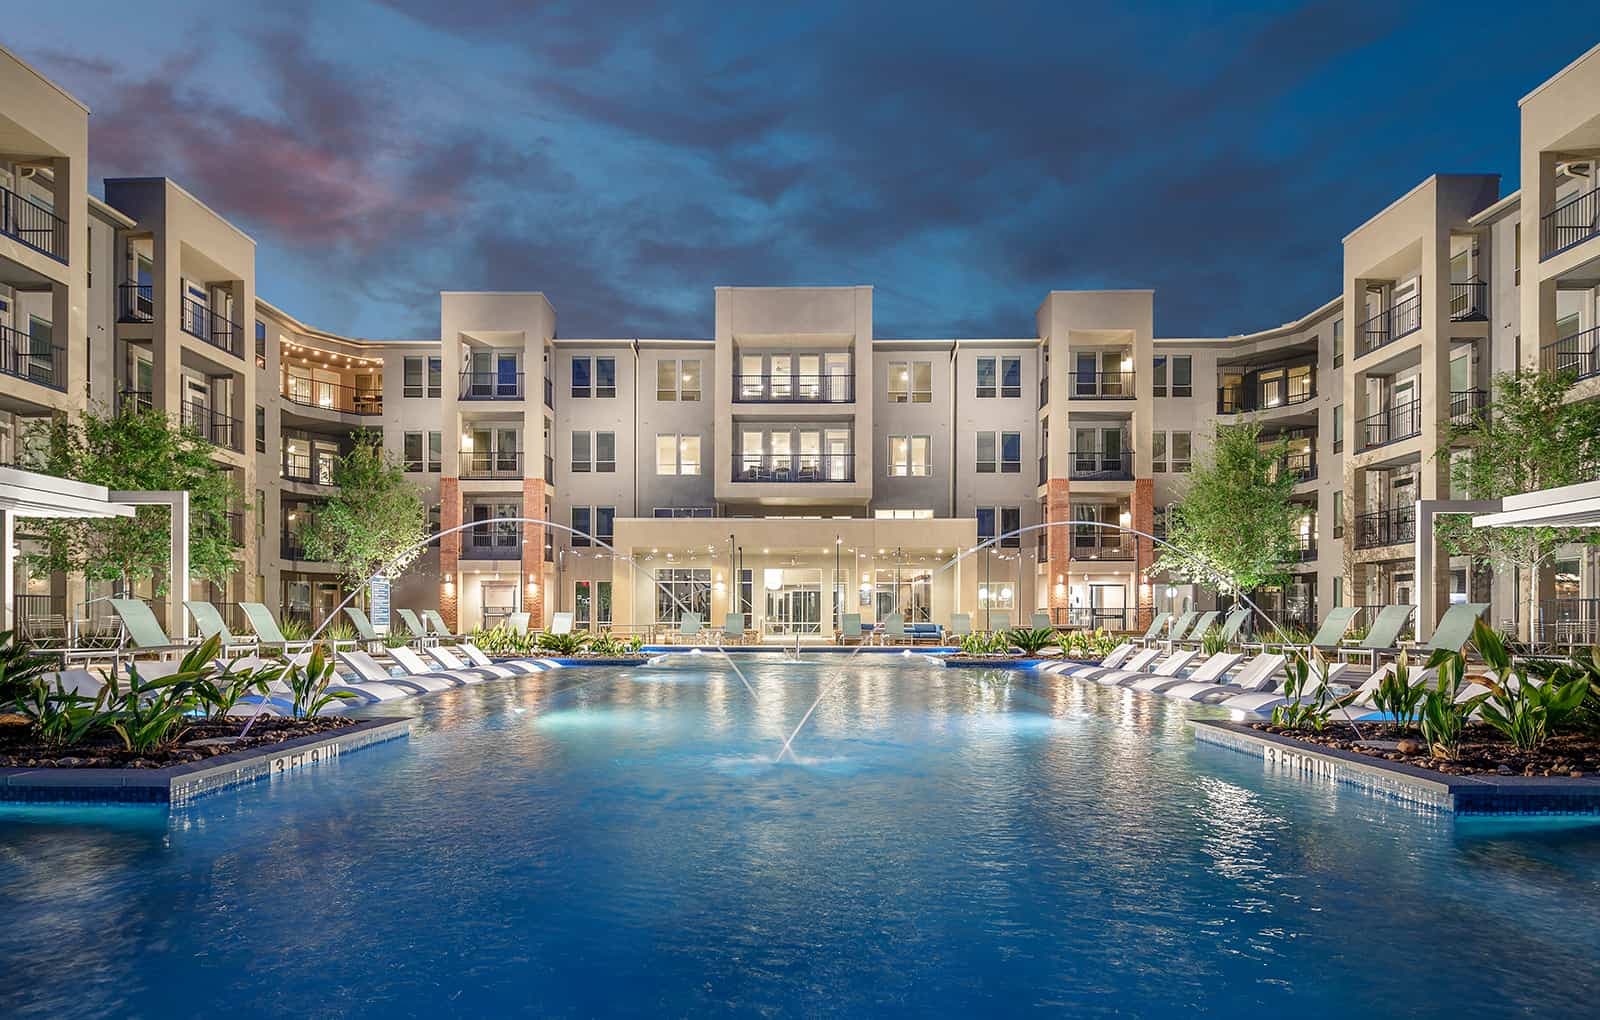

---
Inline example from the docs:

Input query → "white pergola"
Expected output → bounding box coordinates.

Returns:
[0,466,191,636]
[1472,479,1600,530]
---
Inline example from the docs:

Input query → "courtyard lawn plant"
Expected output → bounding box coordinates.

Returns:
[1006,627,1059,656]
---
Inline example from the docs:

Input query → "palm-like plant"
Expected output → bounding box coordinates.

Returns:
[281,643,355,718]
[1006,628,1058,656]
[1463,620,1589,753]
[535,631,591,656]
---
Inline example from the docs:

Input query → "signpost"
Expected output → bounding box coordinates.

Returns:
[369,574,391,631]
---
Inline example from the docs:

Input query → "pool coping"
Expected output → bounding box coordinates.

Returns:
[0,717,411,807]
[1193,719,1600,815]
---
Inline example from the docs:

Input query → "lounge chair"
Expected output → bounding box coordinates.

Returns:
[1214,607,1252,646]
[1176,611,1220,648]
[720,613,746,645]
[343,607,391,652]
[100,598,204,678]
[988,611,1012,632]
[505,611,531,635]
[1335,605,1413,669]
[1249,606,1359,655]
[1107,648,1200,688]
[837,613,864,645]
[1329,603,1494,718]
[1131,612,1173,647]
[395,608,434,647]
[550,611,575,636]
[1056,640,1138,676]
[1193,653,1294,707]
[675,612,703,645]
[948,613,972,639]
[337,649,455,694]
[388,645,486,685]
[882,613,906,645]
[449,641,551,674]
[421,609,459,642]
[1134,651,1245,695]
[423,643,520,679]
[1158,610,1198,650]
[1074,645,1162,682]
[1030,611,1054,631]
[184,600,258,657]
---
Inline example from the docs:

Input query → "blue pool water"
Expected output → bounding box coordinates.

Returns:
[3,657,1600,1018]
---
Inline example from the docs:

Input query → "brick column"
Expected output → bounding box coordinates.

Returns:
[1132,478,1155,630]
[522,477,546,627]
[1046,477,1071,624]
[440,477,460,631]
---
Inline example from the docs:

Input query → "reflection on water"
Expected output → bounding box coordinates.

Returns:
[1,658,1598,1018]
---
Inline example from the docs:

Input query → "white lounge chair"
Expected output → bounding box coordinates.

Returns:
[395,608,434,647]
[550,612,575,636]
[837,613,864,645]
[1097,648,1196,686]
[343,607,390,652]
[721,613,746,645]
[1131,612,1173,647]
[1135,651,1244,695]
[337,649,455,694]
[1076,645,1162,682]
[389,645,486,685]
[675,612,702,644]
[185,601,258,657]
[504,611,531,636]
[948,613,972,638]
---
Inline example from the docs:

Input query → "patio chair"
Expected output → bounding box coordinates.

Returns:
[505,611,531,635]
[1160,611,1198,648]
[948,613,972,638]
[88,598,200,678]
[550,612,575,636]
[837,613,864,645]
[1248,606,1358,655]
[343,607,389,652]
[882,613,907,645]
[1030,611,1054,631]
[423,643,522,679]
[395,608,434,647]
[336,649,453,695]
[1176,611,1221,648]
[1335,605,1414,669]
[988,611,1012,632]
[721,613,746,645]
[1136,651,1245,696]
[676,612,703,644]
[239,602,334,656]
[1131,611,1172,647]
[184,600,259,657]
[1103,647,1200,688]
[423,609,461,641]
[388,645,486,685]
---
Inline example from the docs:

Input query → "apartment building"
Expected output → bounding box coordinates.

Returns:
[5,41,1600,643]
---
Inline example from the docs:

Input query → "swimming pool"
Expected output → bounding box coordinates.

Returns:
[2,657,1598,1017]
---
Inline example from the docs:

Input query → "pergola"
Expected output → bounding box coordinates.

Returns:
[0,466,191,637]
[1472,479,1600,530]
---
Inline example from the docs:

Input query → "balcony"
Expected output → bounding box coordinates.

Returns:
[1068,449,1133,481]
[281,451,336,486]
[1448,280,1487,322]
[463,531,522,560]
[180,297,243,358]
[460,451,524,479]
[1358,400,1421,450]
[460,370,524,400]
[1070,537,1135,561]
[222,511,245,544]
[1541,325,1600,383]
[733,453,855,483]
[117,283,155,323]
[0,183,67,262]
[1357,295,1422,357]
[117,389,153,415]
[1354,506,1416,549]
[1038,453,1047,485]
[282,378,383,415]
[1216,362,1316,415]
[1071,371,1134,399]
[734,374,854,403]
[544,375,555,409]
[1541,184,1600,260]
[0,324,65,391]
[1038,375,1049,408]
[180,403,245,453]
[1449,388,1489,424]
[1294,533,1317,561]
[280,533,321,561]
[1279,449,1316,483]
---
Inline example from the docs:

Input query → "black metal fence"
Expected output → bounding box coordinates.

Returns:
[460,370,525,399]
[1541,184,1600,259]
[1357,294,1422,356]
[0,323,65,391]
[734,374,854,402]
[733,453,855,482]
[1354,506,1416,549]
[1541,325,1600,383]
[0,183,67,260]
[1359,400,1421,449]
[180,297,243,357]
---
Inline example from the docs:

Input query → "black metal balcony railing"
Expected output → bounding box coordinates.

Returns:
[1359,400,1421,449]
[544,453,555,481]
[1357,294,1422,357]
[1354,506,1416,550]
[1038,453,1048,485]
[1039,376,1049,408]
[734,374,855,403]
[1071,538,1135,561]
[460,370,525,400]
[12,594,67,643]
[460,451,524,479]
[180,297,244,358]
[1071,371,1134,398]
[652,506,716,518]
[1541,325,1600,383]
[1294,534,1317,561]
[1448,280,1487,322]
[1449,388,1489,424]
[1217,382,1316,415]
[117,389,154,415]
[464,532,522,559]
[544,375,555,408]
[180,402,245,452]
[733,453,855,483]
[1538,598,1600,647]
[1542,184,1600,260]
[1069,449,1134,480]
[221,511,245,543]
[0,324,65,391]
[0,183,67,261]
[281,378,383,415]
[117,283,155,323]
[281,534,320,561]
[1280,450,1316,483]
[281,451,336,485]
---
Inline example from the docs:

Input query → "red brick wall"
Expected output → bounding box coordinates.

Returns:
[1046,477,1071,619]
[440,477,460,631]
[1133,478,1155,629]
[522,477,546,626]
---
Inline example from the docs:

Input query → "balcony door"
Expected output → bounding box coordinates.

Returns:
[824,353,850,401]
[825,429,851,480]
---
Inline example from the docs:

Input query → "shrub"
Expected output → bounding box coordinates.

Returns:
[99,636,222,753]
[281,644,355,718]
[382,632,412,649]
[1201,628,1228,657]
[1370,651,1428,731]
[1419,650,1478,759]
[322,619,359,645]
[15,677,108,748]
[1271,652,1354,732]
[535,631,590,656]
[1465,620,1589,753]
[0,629,56,712]
[277,616,311,642]
[192,659,278,718]
[958,631,1012,656]
[1006,628,1058,656]
[588,632,644,657]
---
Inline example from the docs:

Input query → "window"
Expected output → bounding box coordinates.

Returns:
[680,360,701,401]
[1152,431,1167,473]
[256,489,265,537]
[1153,504,1167,540]
[976,507,996,542]
[887,360,932,403]
[1333,319,1345,366]
[596,357,617,398]
[404,356,424,398]
[1287,363,1312,403]
[1000,431,1021,472]
[571,506,592,546]
[656,568,711,623]
[596,431,615,473]
[888,435,932,477]
[571,430,591,472]
[254,405,265,452]
[976,432,996,472]
[427,357,441,397]
[1514,222,1521,285]
[403,431,424,472]
[595,506,615,544]
[656,360,677,401]
[255,321,266,368]
[571,356,592,398]
[1333,490,1344,539]
[1001,357,1021,397]
[976,357,996,398]
[1152,355,1167,397]
[426,432,441,472]
[874,508,935,520]
[1170,355,1192,397]
[655,359,701,401]
[575,580,592,626]
[887,361,909,402]
[1333,404,1344,452]
[656,434,700,475]
[1170,431,1192,472]
[1000,506,1021,547]
[1333,575,1344,608]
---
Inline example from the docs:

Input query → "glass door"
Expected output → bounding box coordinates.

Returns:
[496,352,519,397]
[825,429,851,480]
[797,430,821,479]
[797,354,821,400]
[470,350,493,397]
[769,355,792,400]
[825,353,850,401]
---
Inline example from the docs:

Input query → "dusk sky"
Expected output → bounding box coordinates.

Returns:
[12,1,1600,340]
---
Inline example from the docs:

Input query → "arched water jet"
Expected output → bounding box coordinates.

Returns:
[776,519,1308,762]
[242,516,758,736]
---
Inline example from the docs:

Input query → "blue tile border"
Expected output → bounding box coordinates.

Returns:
[0,718,411,807]
[1193,719,1600,816]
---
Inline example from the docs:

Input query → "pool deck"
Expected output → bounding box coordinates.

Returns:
[0,717,411,807]
[1194,719,1600,816]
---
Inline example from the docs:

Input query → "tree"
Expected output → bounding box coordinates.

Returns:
[297,431,428,601]
[1434,369,1600,640]
[20,404,244,594]
[1151,422,1302,595]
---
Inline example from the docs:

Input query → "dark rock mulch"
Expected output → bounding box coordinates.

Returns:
[0,715,354,770]
[1249,721,1600,778]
